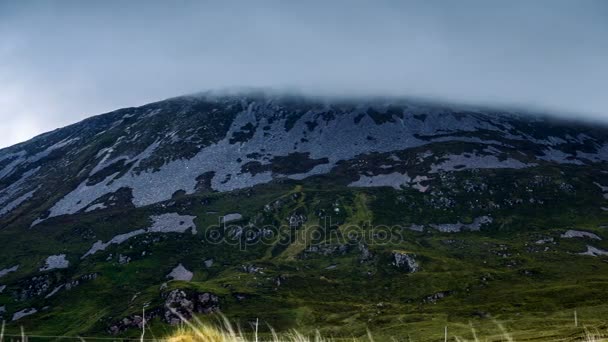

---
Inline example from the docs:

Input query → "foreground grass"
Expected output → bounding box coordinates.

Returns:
[163,317,608,342]
[2,317,608,342]
[158,309,608,342]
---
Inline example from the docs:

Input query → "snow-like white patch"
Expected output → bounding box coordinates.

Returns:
[82,213,197,258]
[221,213,243,223]
[0,138,79,181]
[90,140,160,176]
[389,154,402,161]
[561,230,601,240]
[430,154,533,173]
[595,182,608,192]
[46,106,536,219]
[0,150,25,163]
[546,136,567,146]
[411,175,430,192]
[406,224,425,232]
[349,172,411,190]
[12,308,37,321]
[40,254,70,271]
[287,163,333,181]
[148,213,198,234]
[0,188,37,218]
[537,148,583,165]
[83,229,147,258]
[576,143,608,163]
[42,101,608,220]
[431,216,493,233]
[166,264,193,281]
[0,151,26,180]
[594,182,608,199]
[483,146,503,155]
[535,237,554,245]
[96,146,114,158]
[579,245,608,257]
[348,173,431,192]
[0,265,19,278]
[30,218,45,228]
[28,137,80,163]
[84,203,108,213]
[0,285,5,293]
[0,167,39,212]
[44,284,65,298]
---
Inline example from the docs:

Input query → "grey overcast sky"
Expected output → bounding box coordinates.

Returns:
[1,1,607,148]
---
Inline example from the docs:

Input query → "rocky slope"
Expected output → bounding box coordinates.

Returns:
[1,92,607,339]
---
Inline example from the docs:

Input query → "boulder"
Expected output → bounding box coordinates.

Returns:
[392,252,419,273]
[163,289,219,324]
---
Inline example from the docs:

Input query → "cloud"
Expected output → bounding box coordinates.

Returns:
[1,0,607,148]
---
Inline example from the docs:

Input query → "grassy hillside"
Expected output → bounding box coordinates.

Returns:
[1,161,608,341]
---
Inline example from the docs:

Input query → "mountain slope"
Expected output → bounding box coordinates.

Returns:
[1,92,608,340]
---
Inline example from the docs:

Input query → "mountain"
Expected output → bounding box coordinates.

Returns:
[1,91,608,340]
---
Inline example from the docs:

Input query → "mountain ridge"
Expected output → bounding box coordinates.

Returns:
[1,90,608,340]
[3,89,606,154]
[0,92,604,220]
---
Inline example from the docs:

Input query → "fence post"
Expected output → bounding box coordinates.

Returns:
[140,306,146,342]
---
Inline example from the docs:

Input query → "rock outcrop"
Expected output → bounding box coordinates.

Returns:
[392,252,419,273]
[109,289,220,334]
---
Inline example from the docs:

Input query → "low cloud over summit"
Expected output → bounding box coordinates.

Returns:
[1,0,607,148]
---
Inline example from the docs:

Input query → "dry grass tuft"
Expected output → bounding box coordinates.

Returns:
[1,313,608,342]
[162,310,347,342]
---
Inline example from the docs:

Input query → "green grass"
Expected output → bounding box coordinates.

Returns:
[1,164,608,341]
